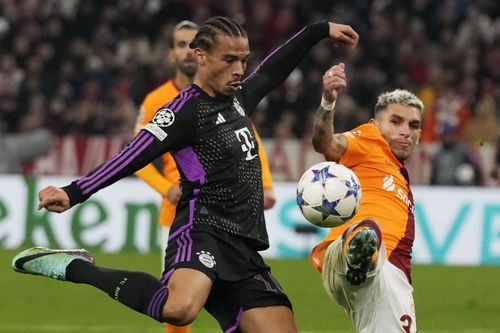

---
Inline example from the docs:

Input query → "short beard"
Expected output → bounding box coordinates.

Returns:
[178,62,196,79]
[394,150,411,162]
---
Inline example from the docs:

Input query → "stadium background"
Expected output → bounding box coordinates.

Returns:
[1,0,500,332]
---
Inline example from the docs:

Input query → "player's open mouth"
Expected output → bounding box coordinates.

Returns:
[229,81,241,89]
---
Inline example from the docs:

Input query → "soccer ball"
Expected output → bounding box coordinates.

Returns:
[296,161,361,228]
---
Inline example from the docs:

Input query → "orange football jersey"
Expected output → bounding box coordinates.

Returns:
[135,80,273,227]
[311,123,415,282]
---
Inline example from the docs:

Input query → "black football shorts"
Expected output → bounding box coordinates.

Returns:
[161,224,292,331]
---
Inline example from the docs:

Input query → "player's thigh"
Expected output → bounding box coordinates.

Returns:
[239,305,298,333]
[164,268,212,319]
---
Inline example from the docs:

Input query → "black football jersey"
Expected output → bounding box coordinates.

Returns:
[64,22,329,250]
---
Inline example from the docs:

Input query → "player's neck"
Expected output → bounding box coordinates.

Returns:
[193,77,215,97]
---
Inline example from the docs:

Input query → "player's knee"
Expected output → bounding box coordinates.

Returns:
[162,297,199,325]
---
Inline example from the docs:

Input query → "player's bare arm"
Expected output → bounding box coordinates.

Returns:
[312,63,348,162]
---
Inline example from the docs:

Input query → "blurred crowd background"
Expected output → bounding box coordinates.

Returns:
[0,0,499,185]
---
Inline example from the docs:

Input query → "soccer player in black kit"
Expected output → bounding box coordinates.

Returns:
[12,17,358,332]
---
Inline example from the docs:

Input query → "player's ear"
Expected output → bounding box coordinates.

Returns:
[369,118,376,124]
[194,49,206,66]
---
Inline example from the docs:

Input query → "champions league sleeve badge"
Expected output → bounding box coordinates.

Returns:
[152,108,175,127]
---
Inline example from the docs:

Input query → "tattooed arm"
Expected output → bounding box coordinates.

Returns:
[312,63,348,162]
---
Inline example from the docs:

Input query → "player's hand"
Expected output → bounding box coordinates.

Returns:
[38,186,70,213]
[328,22,359,49]
[263,187,276,210]
[323,63,347,103]
[166,185,182,204]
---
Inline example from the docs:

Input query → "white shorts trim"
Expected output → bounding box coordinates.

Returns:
[159,226,170,272]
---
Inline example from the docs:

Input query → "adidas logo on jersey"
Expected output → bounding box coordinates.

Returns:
[215,113,226,124]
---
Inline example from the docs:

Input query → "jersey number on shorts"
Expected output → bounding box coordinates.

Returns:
[400,314,412,333]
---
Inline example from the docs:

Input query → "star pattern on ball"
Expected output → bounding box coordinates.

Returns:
[344,175,360,199]
[296,190,305,206]
[313,197,342,220]
[311,166,336,186]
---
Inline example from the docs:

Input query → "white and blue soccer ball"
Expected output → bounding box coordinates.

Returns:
[297,161,362,228]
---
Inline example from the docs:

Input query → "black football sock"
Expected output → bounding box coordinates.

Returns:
[66,259,168,322]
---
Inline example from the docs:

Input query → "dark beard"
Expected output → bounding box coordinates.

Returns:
[178,62,196,78]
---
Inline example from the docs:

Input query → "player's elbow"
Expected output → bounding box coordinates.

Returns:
[313,139,343,163]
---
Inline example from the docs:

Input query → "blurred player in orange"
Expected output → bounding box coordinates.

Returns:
[311,63,423,332]
[134,20,276,333]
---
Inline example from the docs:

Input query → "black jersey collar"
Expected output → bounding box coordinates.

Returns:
[190,83,234,102]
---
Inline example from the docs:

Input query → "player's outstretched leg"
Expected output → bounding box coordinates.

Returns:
[12,247,94,281]
[342,219,381,286]
[12,247,169,322]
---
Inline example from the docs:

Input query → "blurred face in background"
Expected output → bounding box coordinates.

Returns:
[371,104,422,162]
[196,34,249,97]
[170,28,197,77]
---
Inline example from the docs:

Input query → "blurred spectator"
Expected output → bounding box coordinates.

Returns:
[107,81,136,136]
[421,85,470,143]
[464,90,498,146]
[274,111,298,139]
[430,124,481,186]
[0,53,24,130]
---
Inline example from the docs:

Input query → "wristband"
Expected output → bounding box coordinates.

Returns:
[321,97,336,110]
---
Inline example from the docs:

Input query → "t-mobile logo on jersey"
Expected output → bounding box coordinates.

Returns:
[234,127,257,161]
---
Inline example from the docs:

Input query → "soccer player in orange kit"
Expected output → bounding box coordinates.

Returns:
[134,20,276,333]
[311,63,423,333]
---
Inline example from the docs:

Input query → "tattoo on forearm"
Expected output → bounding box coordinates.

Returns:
[313,106,334,130]
[317,105,334,122]
[313,105,335,151]
[312,125,325,150]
